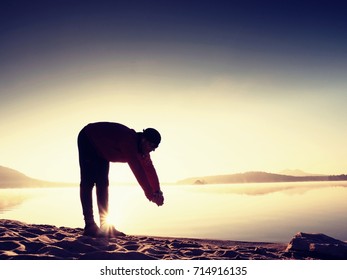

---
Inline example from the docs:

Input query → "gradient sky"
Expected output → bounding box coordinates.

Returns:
[1,0,347,183]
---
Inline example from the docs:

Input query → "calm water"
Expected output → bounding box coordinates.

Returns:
[1,181,347,243]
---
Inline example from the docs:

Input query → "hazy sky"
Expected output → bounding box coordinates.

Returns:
[1,0,347,183]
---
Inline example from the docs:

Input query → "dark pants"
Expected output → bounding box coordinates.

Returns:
[78,128,110,226]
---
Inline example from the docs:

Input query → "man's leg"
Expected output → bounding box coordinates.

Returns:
[80,178,95,226]
[95,159,110,227]
[95,161,125,237]
[78,129,101,236]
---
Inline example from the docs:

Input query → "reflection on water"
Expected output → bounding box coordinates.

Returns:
[0,189,31,214]
[1,181,347,242]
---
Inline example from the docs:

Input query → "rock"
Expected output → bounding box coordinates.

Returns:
[286,232,347,259]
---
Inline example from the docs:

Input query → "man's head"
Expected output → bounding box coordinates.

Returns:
[142,128,161,153]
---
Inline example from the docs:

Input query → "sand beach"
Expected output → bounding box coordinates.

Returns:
[2,219,347,260]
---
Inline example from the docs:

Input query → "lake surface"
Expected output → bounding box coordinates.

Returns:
[1,181,347,243]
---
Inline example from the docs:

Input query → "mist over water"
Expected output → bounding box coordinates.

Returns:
[1,181,347,243]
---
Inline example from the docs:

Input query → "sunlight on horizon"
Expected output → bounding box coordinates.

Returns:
[76,183,347,241]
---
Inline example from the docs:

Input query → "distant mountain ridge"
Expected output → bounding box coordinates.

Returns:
[2,165,347,188]
[278,169,325,177]
[0,166,68,188]
[178,171,347,185]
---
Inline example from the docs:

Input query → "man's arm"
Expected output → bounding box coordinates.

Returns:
[128,155,164,206]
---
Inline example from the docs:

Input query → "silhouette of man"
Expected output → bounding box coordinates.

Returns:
[77,122,164,237]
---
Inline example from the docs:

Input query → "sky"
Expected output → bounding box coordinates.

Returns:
[1,0,347,184]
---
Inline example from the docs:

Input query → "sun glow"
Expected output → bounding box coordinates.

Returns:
[102,213,122,230]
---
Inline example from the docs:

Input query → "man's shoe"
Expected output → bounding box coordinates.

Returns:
[83,223,102,237]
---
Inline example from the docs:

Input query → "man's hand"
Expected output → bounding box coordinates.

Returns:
[151,190,164,206]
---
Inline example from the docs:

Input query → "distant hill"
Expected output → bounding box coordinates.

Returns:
[0,166,69,188]
[177,171,347,185]
[278,169,325,177]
